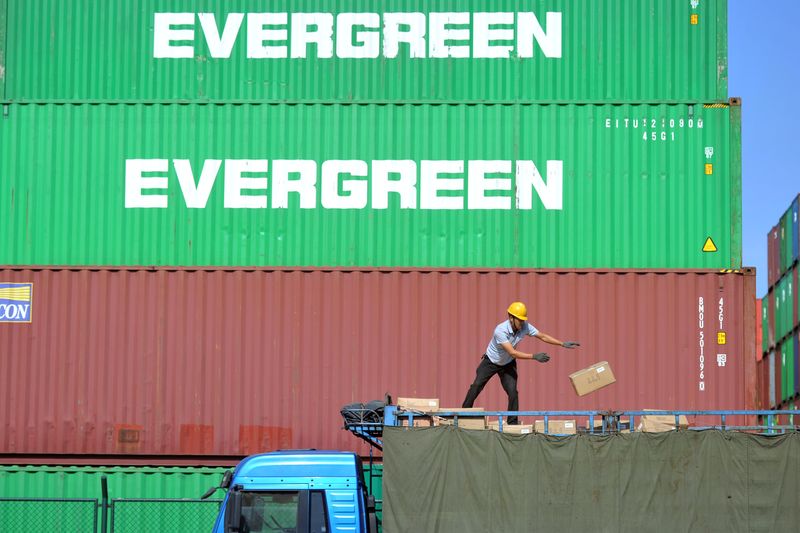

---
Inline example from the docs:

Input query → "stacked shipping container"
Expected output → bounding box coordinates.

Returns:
[760,194,800,409]
[0,267,756,457]
[0,0,751,473]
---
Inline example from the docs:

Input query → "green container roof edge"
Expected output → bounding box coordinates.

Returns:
[4,0,727,102]
[0,464,382,499]
[0,101,742,269]
[0,0,7,101]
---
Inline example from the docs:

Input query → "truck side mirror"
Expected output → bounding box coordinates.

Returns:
[202,469,233,500]
[224,488,243,532]
[220,470,233,489]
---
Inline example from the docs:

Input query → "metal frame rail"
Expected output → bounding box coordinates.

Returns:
[344,408,800,449]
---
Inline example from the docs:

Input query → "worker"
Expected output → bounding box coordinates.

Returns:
[461,301,580,425]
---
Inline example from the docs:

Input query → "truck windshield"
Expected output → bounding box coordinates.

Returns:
[240,491,299,532]
[233,490,329,533]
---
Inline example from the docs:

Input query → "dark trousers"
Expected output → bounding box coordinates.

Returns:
[462,355,520,425]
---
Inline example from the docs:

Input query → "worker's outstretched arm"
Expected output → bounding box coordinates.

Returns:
[535,332,580,348]
[500,341,550,362]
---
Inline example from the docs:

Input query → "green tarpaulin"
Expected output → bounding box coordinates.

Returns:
[383,427,800,533]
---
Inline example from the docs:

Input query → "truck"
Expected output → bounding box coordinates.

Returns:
[210,450,378,533]
[210,407,800,533]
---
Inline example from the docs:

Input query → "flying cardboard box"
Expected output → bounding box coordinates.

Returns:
[569,361,616,396]
[534,420,577,435]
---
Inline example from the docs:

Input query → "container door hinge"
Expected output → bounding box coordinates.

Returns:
[2,104,8,118]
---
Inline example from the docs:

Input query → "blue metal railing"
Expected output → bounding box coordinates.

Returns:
[345,407,800,449]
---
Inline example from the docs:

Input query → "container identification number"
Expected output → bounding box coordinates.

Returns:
[698,296,705,391]
[604,116,704,143]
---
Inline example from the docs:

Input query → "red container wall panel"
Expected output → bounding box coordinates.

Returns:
[768,226,778,287]
[0,268,756,458]
[756,298,763,362]
[754,358,763,410]
[795,332,799,397]
[758,358,770,410]
[775,349,782,408]
[791,266,800,328]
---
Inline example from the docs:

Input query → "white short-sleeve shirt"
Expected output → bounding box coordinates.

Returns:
[485,320,539,366]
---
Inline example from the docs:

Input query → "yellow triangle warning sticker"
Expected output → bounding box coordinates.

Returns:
[703,237,718,252]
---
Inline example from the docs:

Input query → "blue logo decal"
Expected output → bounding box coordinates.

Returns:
[0,283,33,323]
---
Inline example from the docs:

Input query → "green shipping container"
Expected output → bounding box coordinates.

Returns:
[0,465,225,532]
[1,101,742,268]
[0,0,5,100]
[0,465,226,499]
[782,340,795,403]
[1,0,728,103]
[0,464,383,532]
[783,207,796,276]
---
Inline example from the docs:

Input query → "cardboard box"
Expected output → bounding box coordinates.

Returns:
[638,412,689,433]
[569,361,616,396]
[488,423,534,435]
[396,397,439,411]
[434,408,486,430]
[400,417,435,427]
[534,419,577,435]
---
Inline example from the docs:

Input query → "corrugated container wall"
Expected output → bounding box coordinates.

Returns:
[781,337,795,401]
[756,357,768,410]
[2,0,728,103]
[768,292,776,349]
[768,350,777,408]
[769,225,780,287]
[0,267,755,460]
[0,465,224,531]
[782,197,800,275]
[794,331,800,394]
[757,297,764,359]
[0,466,226,499]
[0,102,742,269]
[794,196,800,263]
[0,0,5,101]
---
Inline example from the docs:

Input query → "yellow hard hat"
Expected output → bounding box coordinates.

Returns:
[507,302,527,321]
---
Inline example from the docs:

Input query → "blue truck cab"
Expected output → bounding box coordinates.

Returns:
[211,450,378,533]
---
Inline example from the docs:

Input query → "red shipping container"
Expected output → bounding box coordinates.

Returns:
[754,359,764,410]
[794,267,799,333]
[756,298,763,362]
[775,349,783,408]
[764,357,772,411]
[0,267,756,463]
[763,358,772,411]
[769,225,781,287]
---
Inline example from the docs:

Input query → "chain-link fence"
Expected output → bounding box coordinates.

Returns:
[0,498,98,532]
[0,497,222,533]
[110,498,222,532]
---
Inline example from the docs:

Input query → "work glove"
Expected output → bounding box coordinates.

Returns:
[561,341,580,348]
[533,352,550,363]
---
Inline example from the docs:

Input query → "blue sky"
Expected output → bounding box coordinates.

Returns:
[729,2,800,297]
